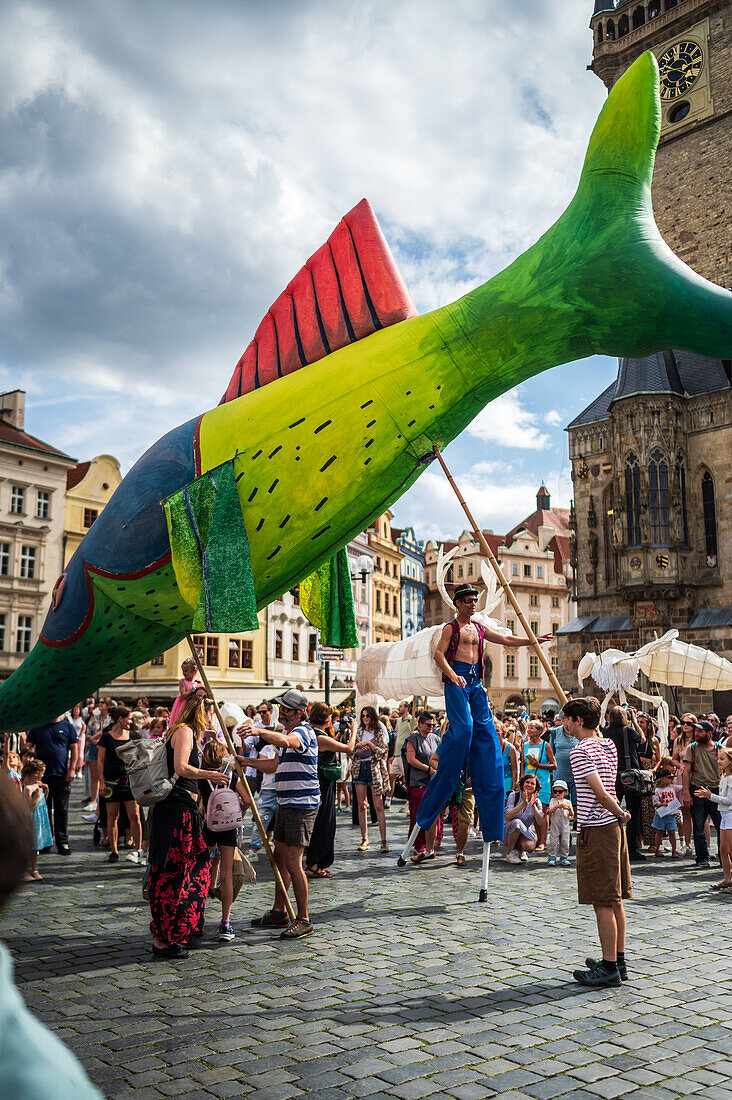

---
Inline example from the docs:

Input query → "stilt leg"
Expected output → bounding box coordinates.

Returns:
[397,823,421,867]
[478,841,490,902]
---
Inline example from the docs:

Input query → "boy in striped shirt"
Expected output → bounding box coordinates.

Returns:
[565,697,632,988]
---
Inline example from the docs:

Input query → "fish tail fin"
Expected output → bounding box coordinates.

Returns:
[543,51,732,360]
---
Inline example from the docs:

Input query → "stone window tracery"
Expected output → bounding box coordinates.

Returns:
[701,471,718,562]
[624,453,642,547]
[648,449,670,545]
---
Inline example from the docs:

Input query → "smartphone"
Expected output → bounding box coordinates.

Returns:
[221,754,235,777]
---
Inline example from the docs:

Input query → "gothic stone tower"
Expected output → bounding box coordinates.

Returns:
[557,2,732,716]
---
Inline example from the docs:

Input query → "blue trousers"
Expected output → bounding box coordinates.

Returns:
[416,661,504,842]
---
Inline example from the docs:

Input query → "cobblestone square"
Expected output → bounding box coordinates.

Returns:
[3,804,732,1099]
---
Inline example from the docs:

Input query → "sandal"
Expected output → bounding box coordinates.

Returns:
[720,883,732,893]
[710,880,729,890]
[380,843,389,853]
[319,868,333,877]
[455,854,467,867]
[305,868,319,878]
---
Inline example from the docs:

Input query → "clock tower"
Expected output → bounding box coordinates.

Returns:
[589,0,732,289]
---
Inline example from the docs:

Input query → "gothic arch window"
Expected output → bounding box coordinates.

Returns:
[618,14,630,36]
[664,0,677,10]
[701,471,718,561]
[625,452,642,547]
[649,3,661,17]
[649,449,670,545]
[632,6,645,28]
[603,485,617,589]
[675,453,689,545]
[597,22,604,43]
[606,18,615,39]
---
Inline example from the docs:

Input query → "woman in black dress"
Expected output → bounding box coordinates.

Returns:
[97,706,143,864]
[305,702,356,878]
[148,695,228,958]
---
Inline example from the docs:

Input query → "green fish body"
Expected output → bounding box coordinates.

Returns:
[1,53,730,731]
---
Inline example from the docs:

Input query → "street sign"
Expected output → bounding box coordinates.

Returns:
[318,648,344,661]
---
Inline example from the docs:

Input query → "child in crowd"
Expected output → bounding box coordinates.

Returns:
[21,759,53,879]
[652,767,681,858]
[696,745,732,893]
[198,739,250,942]
[546,779,574,867]
[4,750,22,789]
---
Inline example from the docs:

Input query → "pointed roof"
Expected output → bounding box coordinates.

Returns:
[0,417,75,461]
[566,351,730,429]
[592,0,616,15]
[66,461,91,490]
[505,507,570,548]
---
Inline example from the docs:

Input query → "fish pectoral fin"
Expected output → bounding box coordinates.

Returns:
[163,459,259,633]
[300,549,359,649]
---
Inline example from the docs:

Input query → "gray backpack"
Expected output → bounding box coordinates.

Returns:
[116,734,178,806]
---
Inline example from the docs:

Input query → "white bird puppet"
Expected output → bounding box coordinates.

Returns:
[577,629,732,753]
[356,545,510,702]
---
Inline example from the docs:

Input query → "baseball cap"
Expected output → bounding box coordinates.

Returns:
[273,688,308,711]
[453,583,479,603]
[656,767,674,779]
[694,720,714,733]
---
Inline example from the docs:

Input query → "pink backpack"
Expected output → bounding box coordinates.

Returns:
[205,782,243,832]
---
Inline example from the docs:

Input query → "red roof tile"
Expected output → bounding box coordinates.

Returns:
[0,418,75,461]
[66,461,91,490]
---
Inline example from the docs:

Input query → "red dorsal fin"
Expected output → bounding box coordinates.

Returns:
[220,198,417,403]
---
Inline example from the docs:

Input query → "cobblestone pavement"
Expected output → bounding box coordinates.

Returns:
[3,799,732,1100]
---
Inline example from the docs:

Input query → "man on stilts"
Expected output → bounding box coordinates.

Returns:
[415,582,553,852]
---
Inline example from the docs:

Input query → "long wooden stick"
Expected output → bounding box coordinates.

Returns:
[433,447,567,707]
[185,634,296,923]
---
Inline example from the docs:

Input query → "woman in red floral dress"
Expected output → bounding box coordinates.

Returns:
[148,695,228,958]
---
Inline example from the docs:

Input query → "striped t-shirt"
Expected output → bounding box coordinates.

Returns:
[570,736,618,829]
[274,722,321,809]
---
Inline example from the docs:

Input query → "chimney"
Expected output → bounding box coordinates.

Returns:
[536,484,550,511]
[0,390,25,431]
[537,524,554,552]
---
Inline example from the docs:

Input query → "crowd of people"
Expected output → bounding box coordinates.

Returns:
[3,672,731,955]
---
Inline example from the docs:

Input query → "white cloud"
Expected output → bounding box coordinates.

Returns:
[544,409,563,427]
[467,392,551,450]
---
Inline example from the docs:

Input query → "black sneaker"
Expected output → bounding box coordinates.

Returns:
[57,844,71,856]
[586,956,628,981]
[108,852,119,863]
[628,851,646,862]
[696,859,712,869]
[573,960,621,988]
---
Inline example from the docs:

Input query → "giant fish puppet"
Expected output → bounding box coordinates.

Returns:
[2,53,731,731]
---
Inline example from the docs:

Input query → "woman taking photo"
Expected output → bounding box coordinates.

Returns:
[305,703,356,878]
[352,706,389,853]
[636,710,661,848]
[148,694,227,958]
[98,706,144,865]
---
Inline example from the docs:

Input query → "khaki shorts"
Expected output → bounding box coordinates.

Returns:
[389,757,404,778]
[576,821,632,906]
[273,806,318,847]
[454,787,476,827]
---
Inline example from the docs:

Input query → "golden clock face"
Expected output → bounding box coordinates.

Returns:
[658,41,703,100]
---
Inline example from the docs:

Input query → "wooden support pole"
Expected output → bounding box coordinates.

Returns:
[432,446,568,707]
[185,634,296,923]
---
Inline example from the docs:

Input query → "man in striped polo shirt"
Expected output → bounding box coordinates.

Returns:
[565,697,632,989]
[243,688,320,940]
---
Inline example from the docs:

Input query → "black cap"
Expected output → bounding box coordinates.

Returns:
[453,583,479,604]
[694,720,714,733]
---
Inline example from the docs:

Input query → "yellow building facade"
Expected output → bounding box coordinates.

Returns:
[369,510,403,644]
[64,455,122,566]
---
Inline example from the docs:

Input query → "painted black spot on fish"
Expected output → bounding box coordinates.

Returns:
[252,450,262,460]
[314,420,332,434]
[361,400,373,408]
[312,526,330,539]
[280,515,290,529]
[408,420,416,428]
[269,445,282,458]
[364,458,372,466]
[248,488,258,502]
[315,498,327,511]
[289,417,305,428]
[365,439,374,448]
[367,419,376,428]
[320,455,337,472]
[268,479,279,493]
[256,518,265,531]
[268,546,281,559]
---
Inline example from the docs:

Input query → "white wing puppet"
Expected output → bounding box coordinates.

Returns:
[577,629,732,754]
[356,545,510,703]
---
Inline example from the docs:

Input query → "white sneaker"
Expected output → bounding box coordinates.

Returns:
[82,813,98,823]
[519,850,529,862]
[469,827,479,838]
[125,850,141,864]
[83,802,96,813]
[504,850,521,864]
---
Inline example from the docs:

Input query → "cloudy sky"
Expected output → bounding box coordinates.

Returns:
[0,0,617,541]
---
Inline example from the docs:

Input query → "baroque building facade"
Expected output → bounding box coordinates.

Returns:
[393,524,427,637]
[558,1,732,717]
[369,510,403,644]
